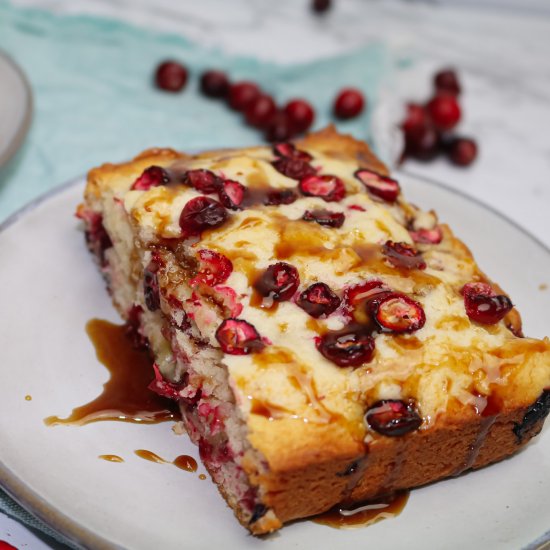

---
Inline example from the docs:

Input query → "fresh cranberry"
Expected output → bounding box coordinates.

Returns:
[402,103,428,134]
[312,0,331,13]
[154,60,188,92]
[144,260,161,311]
[354,168,400,203]
[200,70,230,98]
[316,327,375,367]
[179,196,228,237]
[297,283,341,318]
[264,189,298,205]
[218,179,246,210]
[333,88,365,119]
[264,112,296,143]
[284,99,315,134]
[191,249,233,286]
[215,318,264,355]
[405,124,440,161]
[462,282,513,325]
[273,142,313,162]
[410,226,443,245]
[447,137,478,167]
[371,293,426,333]
[254,262,300,301]
[181,169,221,194]
[131,166,170,191]
[228,81,261,111]
[245,95,277,129]
[299,174,346,202]
[426,94,461,131]
[434,68,461,96]
[365,399,422,436]
[382,241,426,270]
[81,212,112,265]
[302,209,345,228]
[272,156,316,180]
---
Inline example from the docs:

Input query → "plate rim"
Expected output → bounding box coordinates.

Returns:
[0,173,548,550]
[0,50,33,168]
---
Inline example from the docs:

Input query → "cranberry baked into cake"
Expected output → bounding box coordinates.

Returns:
[79,128,550,534]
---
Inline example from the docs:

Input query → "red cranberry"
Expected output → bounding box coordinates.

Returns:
[215,318,264,355]
[83,213,112,266]
[181,169,221,194]
[272,156,316,180]
[273,142,312,162]
[148,363,183,400]
[228,81,261,111]
[365,399,422,436]
[297,283,341,318]
[333,88,365,119]
[426,94,461,131]
[405,124,440,161]
[200,70,230,98]
[264,112,296,143]
[371,293,426,333]
[299,174,346,202]
[264,189,298,206]
[192,249,233,286]
[402,103,428,134]
[254,262,300,302]
[154,60,188,92]
[434,68,461,96]
[382,241,426,270]
[179,196,228,237]
[447,137,478,167]
[245,95,277,129]
[354,169,400,203]
[284,99,315,134]
[462,282,513,325]
[316,327,375,367]
[410,226,443,245]
[218,179,246,210]
[144,260,161,311]
[131,166,170,191]
[302,209,345,228]
[312,0,331,13]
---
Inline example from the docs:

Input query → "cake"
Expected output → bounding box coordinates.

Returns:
[78,127,550,534]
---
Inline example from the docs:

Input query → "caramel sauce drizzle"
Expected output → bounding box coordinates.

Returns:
[44,319,177,426]
[135,450,198,472]
[98,454,124,463]
[314,491,409,529]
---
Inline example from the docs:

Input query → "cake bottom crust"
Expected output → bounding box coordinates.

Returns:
[245,405,546,532]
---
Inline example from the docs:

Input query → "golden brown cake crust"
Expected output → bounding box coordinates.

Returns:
[81,127,550,535]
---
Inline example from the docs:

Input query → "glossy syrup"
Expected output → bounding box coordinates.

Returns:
[134,449,198,472]
[313,491,409,529]
[98,454,124,463]
[44,319,177,426]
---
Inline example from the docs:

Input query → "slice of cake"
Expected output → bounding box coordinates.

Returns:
[79,127,550,534]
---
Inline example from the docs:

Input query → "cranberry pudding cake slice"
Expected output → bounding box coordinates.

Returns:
[79,128,550,534]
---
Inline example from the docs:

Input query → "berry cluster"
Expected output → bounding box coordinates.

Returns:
[154,61,365,142]
[401,68,478,167]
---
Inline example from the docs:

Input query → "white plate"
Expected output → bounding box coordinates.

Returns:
[0,51,32,167]
[0,174,549,550]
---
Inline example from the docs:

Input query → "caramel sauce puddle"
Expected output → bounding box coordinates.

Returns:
[44,319,177,426]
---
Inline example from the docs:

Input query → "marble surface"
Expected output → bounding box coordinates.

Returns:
[2,0,550,548]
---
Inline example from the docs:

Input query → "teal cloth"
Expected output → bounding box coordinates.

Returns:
[0,0,390,223]
[0,0,391,546]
